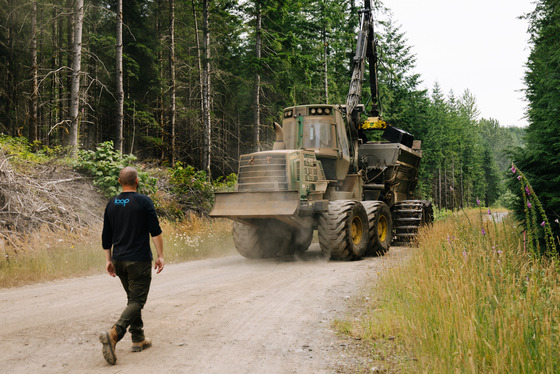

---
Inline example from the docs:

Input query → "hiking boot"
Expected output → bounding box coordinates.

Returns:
[99,326,118,365]
[131,338,152,352]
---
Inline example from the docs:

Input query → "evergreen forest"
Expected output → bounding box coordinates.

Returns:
[0,0,535,212]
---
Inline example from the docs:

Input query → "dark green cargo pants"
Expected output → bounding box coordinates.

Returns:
[113,260,152,343]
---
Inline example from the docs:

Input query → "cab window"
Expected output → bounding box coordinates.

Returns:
[303,119,334,149]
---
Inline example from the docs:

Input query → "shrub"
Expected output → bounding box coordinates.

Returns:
[168,162,214,215]
[73,141,157,197]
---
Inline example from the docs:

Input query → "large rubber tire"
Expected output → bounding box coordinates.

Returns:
[232,222,290,259]
[291,228,313,255]
[318,200,369,261]
[362,201,392,256]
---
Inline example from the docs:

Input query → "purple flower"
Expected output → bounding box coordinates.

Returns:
[517,175,522,180]
[527,202,532,209]
[488,209,491,215]
[476,198,481,206]
[482,228,486,236]
[525,186,531,195]
[511,166,516,174]
[541,221,546,228]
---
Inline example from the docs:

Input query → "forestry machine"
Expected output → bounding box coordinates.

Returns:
[210,0,433,260]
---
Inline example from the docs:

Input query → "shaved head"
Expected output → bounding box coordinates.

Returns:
[119,166,138,187]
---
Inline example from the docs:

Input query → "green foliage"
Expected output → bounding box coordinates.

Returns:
[168,162,213,215]
[73,141,157,197]
[510,164,557,257]
[513,0,560,244]
[0,135,48,163]
[495,189,519,210]
[167,162,237,216]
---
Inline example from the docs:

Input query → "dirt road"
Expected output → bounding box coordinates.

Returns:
[1,244,411,374]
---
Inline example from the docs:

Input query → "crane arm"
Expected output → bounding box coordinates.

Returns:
[346,0,381,132]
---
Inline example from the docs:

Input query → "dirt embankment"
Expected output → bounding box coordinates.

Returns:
[0,244,411,373]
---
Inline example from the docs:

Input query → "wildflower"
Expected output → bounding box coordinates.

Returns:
[488,209,491,215]
[541,221,546,228]
[525,186,531,195]
[517,175,522,180]
[476,198,481,206]
[527,202,532,209]
[482,228,486,236]
[555,219,559,224]
[511,166,516,174]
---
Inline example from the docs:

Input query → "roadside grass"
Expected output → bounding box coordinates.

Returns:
[338,208,560,373]
[0,217,234,288]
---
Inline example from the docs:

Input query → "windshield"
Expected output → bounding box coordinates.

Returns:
[303,119,335,149]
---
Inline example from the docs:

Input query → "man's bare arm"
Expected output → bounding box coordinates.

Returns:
[152,234,164,274]
[104,249,116,277]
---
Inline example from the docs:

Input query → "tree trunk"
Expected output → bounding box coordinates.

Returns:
[6,0,17,136]
[115,0,124,152]
[202,0,212,178]
[68,0,84,156]
[169,0,176,166]
[192,0,204,163]
[29,0,38,145]
[322,1,328,104]
[253,0,262,152]
[157,0,165,161]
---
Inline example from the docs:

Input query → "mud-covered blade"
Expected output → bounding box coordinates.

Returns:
[209,191,300,218]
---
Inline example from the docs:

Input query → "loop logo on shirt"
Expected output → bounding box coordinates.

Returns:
[115,198,130,207]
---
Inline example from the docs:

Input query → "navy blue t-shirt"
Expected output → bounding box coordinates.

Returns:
[102,192,162,262]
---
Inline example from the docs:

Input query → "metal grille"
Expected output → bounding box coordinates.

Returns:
[238,153,288,191]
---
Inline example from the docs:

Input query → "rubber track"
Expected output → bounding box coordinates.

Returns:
[392,200,424,244]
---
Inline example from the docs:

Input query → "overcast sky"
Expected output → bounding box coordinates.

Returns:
[380,0,534,127]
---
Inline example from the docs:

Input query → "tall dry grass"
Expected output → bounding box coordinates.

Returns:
[0,217,233,288]
[347,209,560,373]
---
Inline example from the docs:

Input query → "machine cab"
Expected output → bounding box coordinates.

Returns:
[280,104,350,181]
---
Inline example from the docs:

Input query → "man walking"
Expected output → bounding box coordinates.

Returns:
[99,166,164,365]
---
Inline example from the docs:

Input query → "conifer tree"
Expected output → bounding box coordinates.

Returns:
[515,0,560,227]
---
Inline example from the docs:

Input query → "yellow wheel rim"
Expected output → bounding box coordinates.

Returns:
[378,215,388,242]
[351,216,364,245]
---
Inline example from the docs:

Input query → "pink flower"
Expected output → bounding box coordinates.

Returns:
[488,209,491,215]
[517,175,522,180]
[525,186,531,195]
[528,202,532,209]
[476,198,481,206]
[511,166,516,174]
[541,221,546,228]
[482,228,486,236]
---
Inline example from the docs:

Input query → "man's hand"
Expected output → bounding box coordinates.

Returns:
[152,234,164,274]
[154,256,164,274]
[106,261,116,277]
[103,249,116,277]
